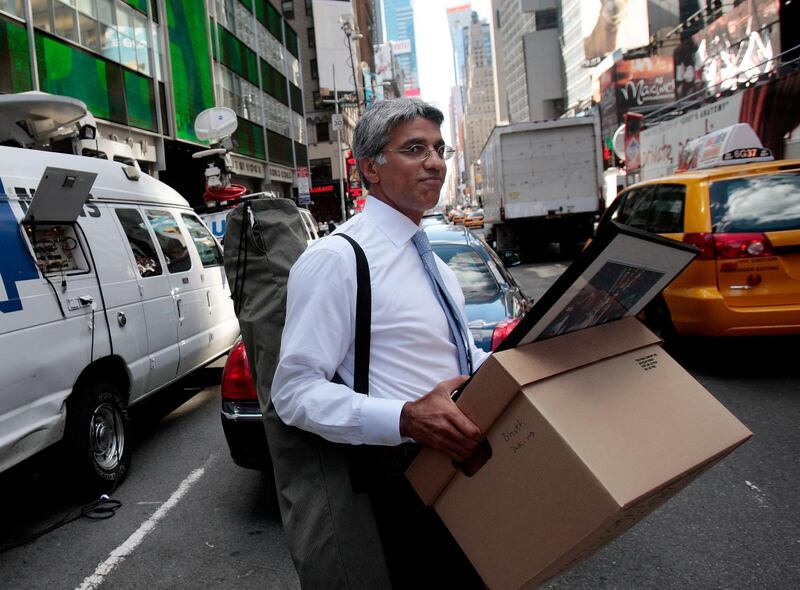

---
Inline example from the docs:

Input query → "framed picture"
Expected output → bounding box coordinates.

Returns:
[495,221,699,351]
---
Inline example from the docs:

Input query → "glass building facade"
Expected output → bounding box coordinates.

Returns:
[382,0,417,94]
[0,0,307,200]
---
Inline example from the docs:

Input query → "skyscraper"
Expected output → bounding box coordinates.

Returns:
[382,0,419,95]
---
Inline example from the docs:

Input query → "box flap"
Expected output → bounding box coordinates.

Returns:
[407,318,660,505]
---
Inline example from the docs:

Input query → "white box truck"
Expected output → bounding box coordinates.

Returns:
[481,117,604,259]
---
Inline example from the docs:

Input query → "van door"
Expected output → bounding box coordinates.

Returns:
[144,208,212,375]
[180,213,239,360]
[114,207,180,392]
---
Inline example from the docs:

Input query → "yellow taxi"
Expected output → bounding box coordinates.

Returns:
[451,210,466,224]
[599,125,800,337]
[464,210,485,229]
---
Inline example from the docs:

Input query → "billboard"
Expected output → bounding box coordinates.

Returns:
[313,1,357,93]
[691,0,780,95]
[374,43,394,80]
[581,0,650,61]
[639,93,743,180]
[599,56,675,142]
[392,39,412,55]
[616,56,675,111]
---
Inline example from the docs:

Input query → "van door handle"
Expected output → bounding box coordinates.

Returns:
[176,298,183,322]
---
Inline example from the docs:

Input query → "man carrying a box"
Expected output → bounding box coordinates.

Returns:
[273,98,490,588]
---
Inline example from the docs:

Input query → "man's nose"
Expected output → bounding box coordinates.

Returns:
[424,151,447,172]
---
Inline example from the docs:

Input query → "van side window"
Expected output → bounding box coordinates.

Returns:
[115,209,163,277]
[181,214,224,268]
[145,210,192,273]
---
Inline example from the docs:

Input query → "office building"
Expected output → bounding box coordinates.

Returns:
[382,0,419,95]
[0,0,308,207]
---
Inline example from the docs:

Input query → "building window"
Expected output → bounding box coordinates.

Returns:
[534,9,558,31]
[305,0,312,15]
[310,57,318,80]
[310,157,332,180]
[307,27,314,48]
[281,1,294,19]
[316,121,330,143]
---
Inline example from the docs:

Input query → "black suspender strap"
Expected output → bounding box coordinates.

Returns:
[334,233,371,396]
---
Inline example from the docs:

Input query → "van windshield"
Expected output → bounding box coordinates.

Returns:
[710,172,800,233]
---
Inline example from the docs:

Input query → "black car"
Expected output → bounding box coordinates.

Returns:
[220,225,531,469]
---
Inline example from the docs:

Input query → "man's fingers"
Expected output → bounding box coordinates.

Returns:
[434,375,469,397]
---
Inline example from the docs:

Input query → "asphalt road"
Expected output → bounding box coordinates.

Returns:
[1,256,798,589]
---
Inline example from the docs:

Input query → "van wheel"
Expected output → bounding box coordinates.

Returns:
[66,381,131,491]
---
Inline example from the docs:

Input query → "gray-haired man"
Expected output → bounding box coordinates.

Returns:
[273,98,489,588]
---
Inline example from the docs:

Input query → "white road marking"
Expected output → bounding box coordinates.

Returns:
[744,480,769,508]
[75,465,207,590]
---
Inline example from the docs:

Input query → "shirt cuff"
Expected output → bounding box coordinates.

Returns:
[360,397,406,446]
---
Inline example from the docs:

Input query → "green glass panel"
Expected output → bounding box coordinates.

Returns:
[239,0,253,12]
[234,118,266,160]
[290,83,302,115]
[261,58,287,105]
[218,25,258,86]
[266,3,282,42]
[267,129,293,167]
[0,16,33,94]
[122,0,149,14]
[34,32,156,132]
[167,0,214,142]
[285,23,298,58]
[124,69,157,131]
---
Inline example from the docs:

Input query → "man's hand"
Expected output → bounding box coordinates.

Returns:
[399,376,484,462]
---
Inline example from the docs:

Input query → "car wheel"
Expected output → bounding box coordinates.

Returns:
[642,295,678,342]
[66,380,131,491]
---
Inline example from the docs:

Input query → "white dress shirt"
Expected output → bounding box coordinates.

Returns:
[272,196,490,446]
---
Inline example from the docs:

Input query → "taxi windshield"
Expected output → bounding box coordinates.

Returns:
[710,171,800,233]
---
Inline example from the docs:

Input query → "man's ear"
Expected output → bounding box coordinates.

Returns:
[359,157,380,186]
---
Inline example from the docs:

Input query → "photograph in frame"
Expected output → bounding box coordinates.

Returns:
[496,221,699,351]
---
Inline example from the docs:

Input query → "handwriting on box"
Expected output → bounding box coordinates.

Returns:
[501,418,536,454]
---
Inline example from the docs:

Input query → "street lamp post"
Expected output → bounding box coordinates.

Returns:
[340,18,363,113]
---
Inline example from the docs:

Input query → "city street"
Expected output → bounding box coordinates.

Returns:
[1,255,798,590]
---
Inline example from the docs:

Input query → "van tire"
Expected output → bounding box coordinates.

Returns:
[66,381,131,491]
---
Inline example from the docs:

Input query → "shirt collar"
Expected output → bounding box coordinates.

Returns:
[364,195,421,247]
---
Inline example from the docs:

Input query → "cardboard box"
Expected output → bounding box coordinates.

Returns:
[406,318,752,589]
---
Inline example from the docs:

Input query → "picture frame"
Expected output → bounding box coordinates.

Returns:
[495,221,699,351]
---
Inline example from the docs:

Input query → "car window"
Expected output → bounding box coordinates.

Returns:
[146,210,192,273]
[647,185,685,233]
[182,214,224,267]
[115,208,163,277]
[431,244,501,304]
[620,188,656,230]
[710,172,800,232]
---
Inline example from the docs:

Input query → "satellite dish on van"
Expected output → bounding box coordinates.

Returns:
[194,107,238,143]
[612,124,626,161]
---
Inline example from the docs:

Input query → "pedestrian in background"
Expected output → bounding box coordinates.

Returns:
[273,97,489,588]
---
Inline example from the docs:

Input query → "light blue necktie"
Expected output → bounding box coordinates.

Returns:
[411,230,472,375]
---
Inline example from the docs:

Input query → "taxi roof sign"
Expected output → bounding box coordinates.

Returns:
[676,123,774,172]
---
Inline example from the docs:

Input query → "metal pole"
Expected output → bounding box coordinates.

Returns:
[334,64,347,222]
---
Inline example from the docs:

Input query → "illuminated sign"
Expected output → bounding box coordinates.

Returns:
[310,185,334,193]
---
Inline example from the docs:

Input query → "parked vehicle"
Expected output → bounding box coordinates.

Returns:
[218,223,531,470]
[0,92,239,488]
[481,117,604,259]
[425,224,531,351]
[599,124,800,337]
[422,210,447,227]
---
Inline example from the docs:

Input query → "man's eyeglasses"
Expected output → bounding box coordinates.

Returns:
[382,144,456,162]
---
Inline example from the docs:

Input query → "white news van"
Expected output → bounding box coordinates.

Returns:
[0,93,239,488]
